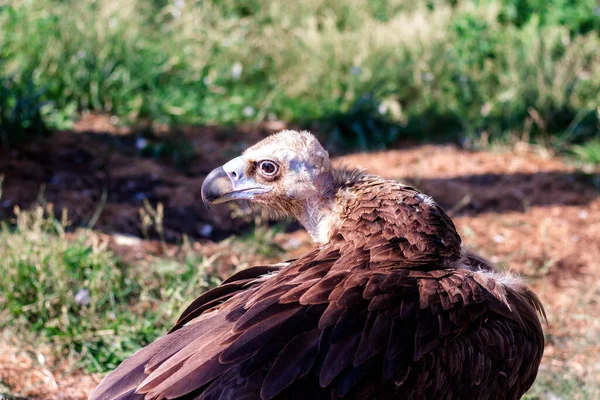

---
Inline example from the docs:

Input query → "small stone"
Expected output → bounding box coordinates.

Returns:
[49,174,62,185]
[232,62,243,80]
[492,234,505,244]
[350,66,362,76]
[285,237,302,250]
[545,392,564,400]
[136,137,148,150]
[243,106,255,117]
[198,224,214,238]
[113,234,142,247]
[135,192,147,201]
[75,289,91,306]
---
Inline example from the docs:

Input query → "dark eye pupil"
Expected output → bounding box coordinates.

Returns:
[261,162,276,174]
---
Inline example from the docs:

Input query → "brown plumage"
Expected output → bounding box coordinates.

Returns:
[90,131,545,400]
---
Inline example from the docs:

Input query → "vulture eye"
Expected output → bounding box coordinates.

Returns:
[259,160,279,177]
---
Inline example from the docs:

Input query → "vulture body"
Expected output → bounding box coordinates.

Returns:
[90,131,545,400]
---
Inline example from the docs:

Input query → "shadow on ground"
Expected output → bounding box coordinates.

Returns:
[1,123,598,242]
[404,171,599,216]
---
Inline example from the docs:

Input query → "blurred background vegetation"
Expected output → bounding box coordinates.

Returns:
[1,0,599,152]
[1,1,599,399]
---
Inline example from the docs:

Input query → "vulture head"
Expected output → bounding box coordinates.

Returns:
[202,130,336,242]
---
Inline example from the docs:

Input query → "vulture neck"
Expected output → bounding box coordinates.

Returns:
[295,196,338,244]
[291,167,365,244]
[292,172,339,244]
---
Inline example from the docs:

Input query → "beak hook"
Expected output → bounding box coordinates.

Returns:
[201,166,232,206]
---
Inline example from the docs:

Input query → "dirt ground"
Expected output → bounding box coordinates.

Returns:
[1,116,599,399]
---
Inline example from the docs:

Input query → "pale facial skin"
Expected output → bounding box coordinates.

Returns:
[201,130,337,242]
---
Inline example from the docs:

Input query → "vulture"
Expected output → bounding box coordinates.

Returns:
[90,130,545,400]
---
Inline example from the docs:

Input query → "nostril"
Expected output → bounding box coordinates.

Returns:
[222,156,245,183]
[227,170,239,182]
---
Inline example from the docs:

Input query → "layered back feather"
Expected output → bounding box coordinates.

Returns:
[90,171,545,400]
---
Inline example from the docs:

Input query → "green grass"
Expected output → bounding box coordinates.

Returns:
[0,204,220,373]
[571,138,600,165]
[525,367,600,400]
[0,203,285,377]
[1,0,599,151]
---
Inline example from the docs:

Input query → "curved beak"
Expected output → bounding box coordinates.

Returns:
[201,156,270,207]
[201,166,233,206]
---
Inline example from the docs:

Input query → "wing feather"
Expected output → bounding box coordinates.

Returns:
[90,183,544,400]
[260,329,321,399]
[220,304,303,363]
